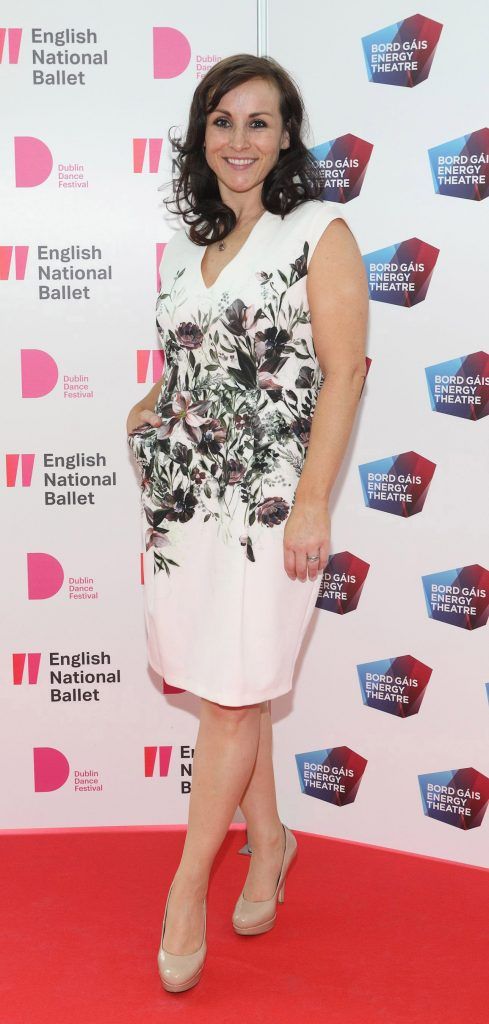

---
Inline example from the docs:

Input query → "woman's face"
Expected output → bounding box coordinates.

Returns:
[204,76,290,206]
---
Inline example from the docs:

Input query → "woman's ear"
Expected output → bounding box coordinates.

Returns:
[281,120,291,150]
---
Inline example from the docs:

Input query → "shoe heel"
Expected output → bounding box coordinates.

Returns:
[232,823,296,933]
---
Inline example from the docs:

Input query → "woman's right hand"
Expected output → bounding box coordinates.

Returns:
[126,405,162,436]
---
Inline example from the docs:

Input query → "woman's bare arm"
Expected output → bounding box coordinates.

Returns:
[283,216,369,582]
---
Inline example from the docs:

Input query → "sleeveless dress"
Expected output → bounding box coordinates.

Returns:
[128,199,349,705]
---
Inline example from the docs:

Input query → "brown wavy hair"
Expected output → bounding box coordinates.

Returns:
[161,53,323,246]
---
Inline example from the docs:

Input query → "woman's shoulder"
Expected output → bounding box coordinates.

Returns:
[279,199,354,265]
[285,198,345,229]
[158,223,192,278]
[162,223,189,253]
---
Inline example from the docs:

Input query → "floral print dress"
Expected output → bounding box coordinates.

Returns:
[128,199,347,705]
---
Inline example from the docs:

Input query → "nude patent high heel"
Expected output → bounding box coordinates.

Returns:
[232,823,297,935]
[157,882,207,993]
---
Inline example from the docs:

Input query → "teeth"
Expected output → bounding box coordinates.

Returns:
[226,159,255,165]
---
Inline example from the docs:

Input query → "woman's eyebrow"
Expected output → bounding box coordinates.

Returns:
[213,109,272,116]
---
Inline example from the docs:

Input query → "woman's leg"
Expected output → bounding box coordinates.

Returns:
[237,699,285,899]
[162,697,262,954]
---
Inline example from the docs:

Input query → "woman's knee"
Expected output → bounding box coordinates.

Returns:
[202,698,261,731]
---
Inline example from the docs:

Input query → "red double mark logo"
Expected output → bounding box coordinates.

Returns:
[133,139,163,173]
[144,746,172,777]
[136,349,165,383]
[12,652,41,685]
[5,453,35,487]
[0,245,29,279]
[0,28,22,64]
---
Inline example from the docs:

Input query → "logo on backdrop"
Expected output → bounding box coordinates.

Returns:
[316,552,370,613]
[20,350,94,399]
[363,239,440,306]
[12,649,122,703]
[39,243,111,299]
[2,245,112,298]
[6,451,116,506]
[357,655,432,717]
[418,768,489,830]
[362,14,443,87]
[309,134,373,202]
[145,745,194,793]
[26,553,99,602]
[1,27,108,85]
[422,564,489,630]
[144,746,173,777]
[0,244,28,279]
[137,349,165,384]
[428,128,489,201]
[0,27,22,63]
[133,139,163,174]
[33,748,102,793]
[153,26,191,78]
[32,747,191,793]
[358,451,436,517]
[295,746,367,805]
[13,137,88,189]
[5,453,34,487]
[12,652,41,684]
[152,26,220,81]
[425,351,489,420]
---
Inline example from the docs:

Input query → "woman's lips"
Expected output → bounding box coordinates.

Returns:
[223,157,257,168]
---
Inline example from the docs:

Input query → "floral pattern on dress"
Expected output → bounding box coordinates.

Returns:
[128,240,324,576]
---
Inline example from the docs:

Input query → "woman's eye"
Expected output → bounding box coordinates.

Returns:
[212,118,267,128]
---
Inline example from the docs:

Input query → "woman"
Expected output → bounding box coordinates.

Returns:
[126,53,368,992]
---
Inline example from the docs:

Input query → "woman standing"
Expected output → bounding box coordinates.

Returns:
[126,53,368,992]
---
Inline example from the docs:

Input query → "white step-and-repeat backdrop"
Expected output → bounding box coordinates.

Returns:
[1,0,488,869]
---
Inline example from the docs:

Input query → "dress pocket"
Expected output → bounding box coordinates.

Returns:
[127,423,158,475]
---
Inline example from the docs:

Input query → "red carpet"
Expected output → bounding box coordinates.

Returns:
[1,826,487,1023]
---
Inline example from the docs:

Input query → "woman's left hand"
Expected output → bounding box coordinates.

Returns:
[283,499,330,582]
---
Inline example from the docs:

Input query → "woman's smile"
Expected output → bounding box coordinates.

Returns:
[222,156,258,168]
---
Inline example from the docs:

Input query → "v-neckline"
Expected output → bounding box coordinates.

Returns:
[198,209,271,292]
